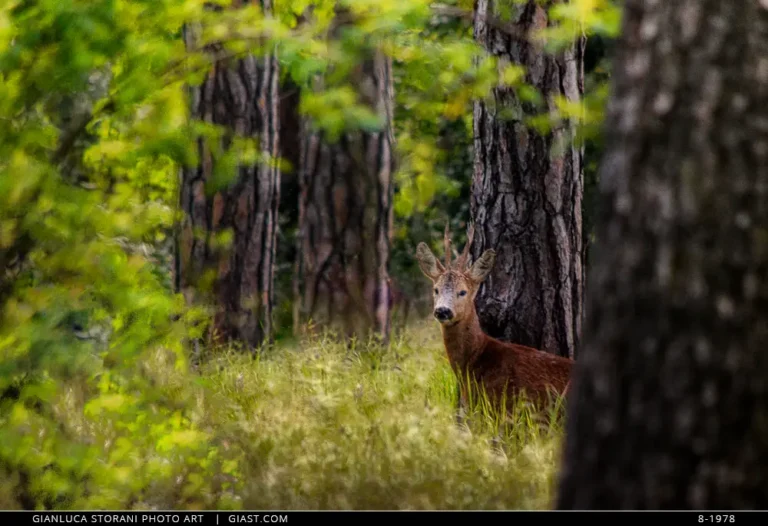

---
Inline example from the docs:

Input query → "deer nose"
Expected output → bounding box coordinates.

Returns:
[434,307,454,322]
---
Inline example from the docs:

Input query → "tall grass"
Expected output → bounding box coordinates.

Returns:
[2,319,564,510]
[197,319,565,510]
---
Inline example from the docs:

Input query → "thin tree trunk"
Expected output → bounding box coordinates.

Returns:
[557,0,768,509]
[293,53,395,345]
[176,2,280,351]
[470,0,586,359]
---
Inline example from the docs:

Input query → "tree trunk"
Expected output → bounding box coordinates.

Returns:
[470,0,585,359]
[293,53,395,345]
[557,0,768,509]
[176,3,280,351]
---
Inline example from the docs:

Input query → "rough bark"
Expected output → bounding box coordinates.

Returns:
[557,0,768,509]
[176,1,280,350]
[470,0,586,359]
[293,53,395,345]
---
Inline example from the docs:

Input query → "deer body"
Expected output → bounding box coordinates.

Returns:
[440,299,573,412]
[416,224,574,414]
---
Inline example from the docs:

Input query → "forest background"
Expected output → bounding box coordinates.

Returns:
[9,0,746,511]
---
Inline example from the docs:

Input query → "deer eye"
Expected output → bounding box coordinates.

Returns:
[434,288,439,295]
[458,290,467,297]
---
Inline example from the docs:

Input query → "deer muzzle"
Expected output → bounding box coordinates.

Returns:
[434,306,454,322]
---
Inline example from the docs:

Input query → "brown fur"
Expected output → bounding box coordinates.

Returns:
[416,224,574,415]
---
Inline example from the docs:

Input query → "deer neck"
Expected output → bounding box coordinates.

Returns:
[440,304,487,373]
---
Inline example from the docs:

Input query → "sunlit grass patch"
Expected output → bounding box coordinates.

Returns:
[199,319,564,510]
[0,319,563,510]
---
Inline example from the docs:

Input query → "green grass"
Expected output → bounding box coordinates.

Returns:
[194,319,565,510]
[0,318,565,510]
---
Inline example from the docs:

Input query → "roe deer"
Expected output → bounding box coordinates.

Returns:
[415,223,574,416]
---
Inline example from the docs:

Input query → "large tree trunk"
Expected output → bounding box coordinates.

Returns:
[470,0,585,360]
[176,3,280,351]
[293,53,395,345]
[556,0,768,509]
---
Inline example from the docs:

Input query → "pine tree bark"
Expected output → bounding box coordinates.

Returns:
[293,53,395,345]
[557,0,768,509]
[470,0,586,360]
[176,2,280,350]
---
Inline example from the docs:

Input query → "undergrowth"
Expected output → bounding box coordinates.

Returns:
[1,319,564,510]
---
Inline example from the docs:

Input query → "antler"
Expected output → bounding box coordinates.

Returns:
[443,222,452,268]
[456,221,475,270]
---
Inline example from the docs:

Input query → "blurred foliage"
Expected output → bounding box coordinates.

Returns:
[0,0,245,509]
[0,0,620,509]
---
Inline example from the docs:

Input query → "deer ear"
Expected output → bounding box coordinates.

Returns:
[467,249,496,284]
[416,242,444,280]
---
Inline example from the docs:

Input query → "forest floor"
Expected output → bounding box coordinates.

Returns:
[196,318,564,510]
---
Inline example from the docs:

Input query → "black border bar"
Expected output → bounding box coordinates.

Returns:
[1,510,766,525]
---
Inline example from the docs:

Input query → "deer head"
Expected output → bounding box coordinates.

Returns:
[415,223,496,326]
